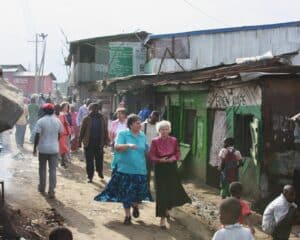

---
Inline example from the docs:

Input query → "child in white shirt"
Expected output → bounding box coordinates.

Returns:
[212,197,255,240]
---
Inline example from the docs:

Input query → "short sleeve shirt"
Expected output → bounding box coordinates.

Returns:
[115,129,148,175]
[141,121,158,148]
[35,115,64,154]
[212,224,254,240]
[218,147,242,160]
[239,199,251,224]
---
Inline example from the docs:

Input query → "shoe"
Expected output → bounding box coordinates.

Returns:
[61,163,67,168]
[48,191,55,199]
[160,225,167,230]
[98,173,104,179]
[132,205,139,218]
[87,178,93,183]
[38,190,46,196]
[123,216,132,225]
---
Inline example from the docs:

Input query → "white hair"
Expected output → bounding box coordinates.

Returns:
[156,120,172,133]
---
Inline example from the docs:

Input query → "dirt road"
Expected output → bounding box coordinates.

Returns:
[1,130,193,240]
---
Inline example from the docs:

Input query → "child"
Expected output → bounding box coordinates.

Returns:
[229,181,255,234]
[218,137,243,199]
[212,197,254,240]
[49,227,73,240]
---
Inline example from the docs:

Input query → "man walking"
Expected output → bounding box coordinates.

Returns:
[79,103,109,182]
[33,103,63,198]
[76,99,92,127]
[262,185,298,240]
[142,110,159,146]
[15,101,28,148]
[142,110,159,187]
[28,97,39,143]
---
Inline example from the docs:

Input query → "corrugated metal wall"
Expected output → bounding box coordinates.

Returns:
[146,26,300,73]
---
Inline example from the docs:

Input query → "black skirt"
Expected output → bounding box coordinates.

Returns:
[154,162,191,217]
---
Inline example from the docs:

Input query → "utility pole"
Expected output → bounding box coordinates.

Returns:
[28,33,47,93]
[35,33,38,93]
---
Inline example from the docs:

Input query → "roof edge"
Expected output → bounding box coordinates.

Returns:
[146,20,300,42]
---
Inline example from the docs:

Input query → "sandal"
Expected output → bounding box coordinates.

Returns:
[132,205,140,218]
[123,216,132,225]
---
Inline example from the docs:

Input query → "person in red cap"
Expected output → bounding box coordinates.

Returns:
[33,103,64,198]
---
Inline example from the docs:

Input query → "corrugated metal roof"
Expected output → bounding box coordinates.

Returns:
[146,21,300,42]
[70,31,149,44]
[3,68,19,72]
[0,64,26,71]
[14,72,57,80]
[103,55,300,93]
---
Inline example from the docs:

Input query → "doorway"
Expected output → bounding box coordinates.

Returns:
[184,109,196,145]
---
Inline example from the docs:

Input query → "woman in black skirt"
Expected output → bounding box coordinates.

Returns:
[148,120,191,229]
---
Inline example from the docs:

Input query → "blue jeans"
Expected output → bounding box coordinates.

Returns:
[29,122,37,142]
[15,124,27,146]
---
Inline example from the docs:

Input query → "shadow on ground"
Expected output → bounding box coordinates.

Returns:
[104,218,191,240]
[45,197,95,235]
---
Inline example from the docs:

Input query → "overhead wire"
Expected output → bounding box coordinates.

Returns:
[183,0,232,27]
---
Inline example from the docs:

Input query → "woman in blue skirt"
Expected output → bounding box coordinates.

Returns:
[94,114,153,225]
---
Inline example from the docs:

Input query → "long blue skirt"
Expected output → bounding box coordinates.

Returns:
[94,171,153,208]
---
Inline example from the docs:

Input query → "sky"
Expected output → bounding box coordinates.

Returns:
[0,0,299,82]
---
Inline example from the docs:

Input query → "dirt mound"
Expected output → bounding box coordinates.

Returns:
[0,205,66,240]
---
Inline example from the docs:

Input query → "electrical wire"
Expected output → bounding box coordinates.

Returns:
[183,0,231,27]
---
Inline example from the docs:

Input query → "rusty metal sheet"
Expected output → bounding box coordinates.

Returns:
[0,78,23,132]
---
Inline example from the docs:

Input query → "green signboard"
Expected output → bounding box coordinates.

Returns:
[109,46,133,78]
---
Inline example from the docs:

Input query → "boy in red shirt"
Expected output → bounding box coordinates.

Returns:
[229,181,255,234]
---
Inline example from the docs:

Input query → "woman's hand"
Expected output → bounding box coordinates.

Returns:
[127,144,137,150]
[160,157,172,163]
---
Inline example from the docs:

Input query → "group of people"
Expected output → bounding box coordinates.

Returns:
[20,95,84,168]
[215,136,300,239]
[212,183,299,240]
[32,100,191,230]
[95,113,191,228]
[23,96,300,238]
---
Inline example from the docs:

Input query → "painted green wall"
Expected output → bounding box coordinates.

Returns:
[225,105,262,199]
[167,91,208,181]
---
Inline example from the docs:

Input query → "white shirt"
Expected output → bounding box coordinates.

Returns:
[35,115,64,154]
[217,147,242,167]
[294,123,300,144]
[212,224,254,240]
[116,121,127,136]
[262,194,297,234]
[141,120,158,147]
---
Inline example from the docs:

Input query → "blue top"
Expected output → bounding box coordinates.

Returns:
[114,129,148,175]
[76,104,88,126]
[138,107,151,121]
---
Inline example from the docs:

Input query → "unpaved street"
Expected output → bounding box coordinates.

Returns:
[1,130,193,240]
